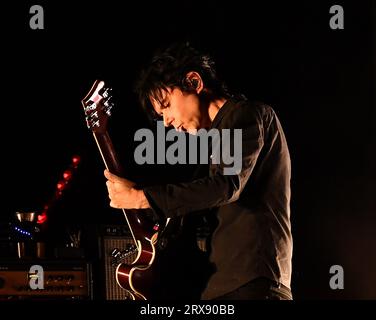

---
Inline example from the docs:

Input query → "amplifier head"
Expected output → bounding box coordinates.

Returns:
[0,260,92,300]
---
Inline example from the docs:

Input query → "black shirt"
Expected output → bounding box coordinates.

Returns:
[144,97,293,299]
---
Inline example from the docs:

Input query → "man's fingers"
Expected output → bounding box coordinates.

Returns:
[104,169,120,182]
[110,201,123,209]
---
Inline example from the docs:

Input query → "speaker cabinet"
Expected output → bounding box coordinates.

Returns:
[99,225,136,300]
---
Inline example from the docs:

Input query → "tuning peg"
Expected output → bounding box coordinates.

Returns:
[103,101,113,109]
[85,118,92,129]
[85,111,99,128]
[103,96,113,106]
[84,101,97,114]
[104,106,113,116]
[86,121,100,129]
[86,111,98,128]
[101,87,112,99]
[88,111,99,120]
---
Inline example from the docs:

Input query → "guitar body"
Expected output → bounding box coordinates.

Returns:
[116,242,156,300]
[81,80,168,300]
[114,210,165,300]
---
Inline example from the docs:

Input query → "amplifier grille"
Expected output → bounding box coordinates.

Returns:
[102,236,136,300]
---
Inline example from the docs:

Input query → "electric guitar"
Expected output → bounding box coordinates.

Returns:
[81,80,168,300]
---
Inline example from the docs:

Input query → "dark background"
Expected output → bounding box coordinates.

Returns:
[1,1,375,299]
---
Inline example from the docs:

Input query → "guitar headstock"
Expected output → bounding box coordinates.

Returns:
[81,80,114,133]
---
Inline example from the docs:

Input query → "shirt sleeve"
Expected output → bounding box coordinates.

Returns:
[143,104,265,219]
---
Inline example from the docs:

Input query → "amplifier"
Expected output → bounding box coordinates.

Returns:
[0,260,92,300]
[99,225,137,300]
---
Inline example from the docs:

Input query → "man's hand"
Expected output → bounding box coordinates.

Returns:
[104,169,150,209]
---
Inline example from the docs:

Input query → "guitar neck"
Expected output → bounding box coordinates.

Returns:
[93,131,123,176]
[81,80,165,261]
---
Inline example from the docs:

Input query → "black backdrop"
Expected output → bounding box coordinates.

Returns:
[1,1,375,299]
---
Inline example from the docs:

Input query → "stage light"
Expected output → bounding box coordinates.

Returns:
[63,169,72,180]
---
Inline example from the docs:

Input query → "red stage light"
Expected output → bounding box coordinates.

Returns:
[63,169,72,180]
[72,155,81,165]
[37,212,48,224]
[57,181,66,191]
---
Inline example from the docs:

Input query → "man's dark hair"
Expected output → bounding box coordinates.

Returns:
[134,42,230,121]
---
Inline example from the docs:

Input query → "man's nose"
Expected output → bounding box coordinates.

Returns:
[163,113,173,127]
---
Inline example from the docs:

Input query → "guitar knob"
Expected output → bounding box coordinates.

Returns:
[158,238,168,250]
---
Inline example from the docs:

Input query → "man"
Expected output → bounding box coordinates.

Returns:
[104,42,293,300]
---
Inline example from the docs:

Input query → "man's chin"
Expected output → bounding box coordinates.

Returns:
[187,128,198,135]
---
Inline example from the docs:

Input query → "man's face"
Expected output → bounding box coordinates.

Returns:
[150,87,202,135]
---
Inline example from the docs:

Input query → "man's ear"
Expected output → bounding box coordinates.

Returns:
[185,71,203,93]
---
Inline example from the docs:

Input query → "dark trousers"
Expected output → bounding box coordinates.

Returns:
[214,277,293,300]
